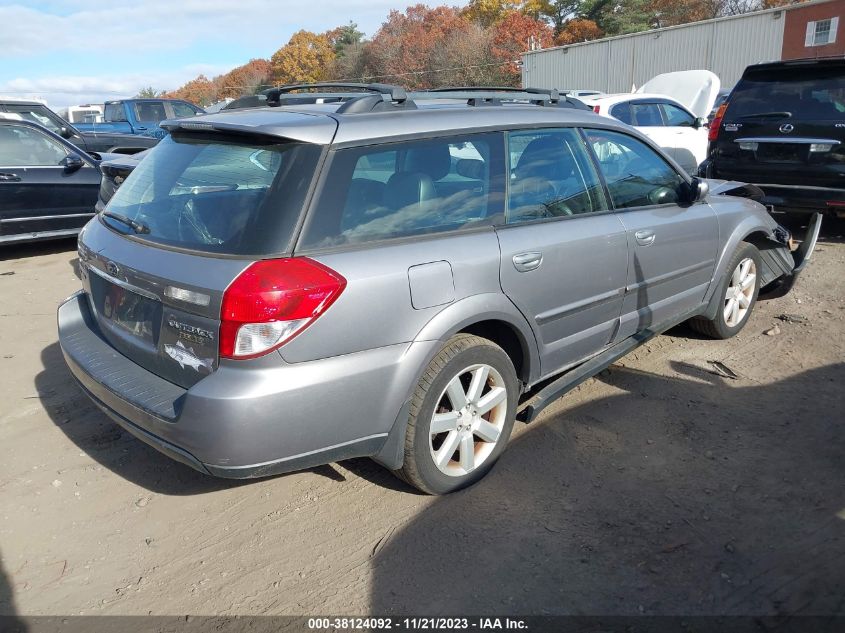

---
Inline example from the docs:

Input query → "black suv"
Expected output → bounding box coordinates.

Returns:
[705,57,845,216]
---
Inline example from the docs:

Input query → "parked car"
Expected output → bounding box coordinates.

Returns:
[0,119,113,245]
[59,84,817,494]
[96,150,149,211]
[0,99,158,155]
[74,98,204,137]
[580,70,721,174]
[561,89,605,98]
[704,57,845,216]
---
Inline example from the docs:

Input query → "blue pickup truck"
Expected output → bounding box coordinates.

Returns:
[74,98,204,137]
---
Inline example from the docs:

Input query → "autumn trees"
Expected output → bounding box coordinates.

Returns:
[164,0,801,105]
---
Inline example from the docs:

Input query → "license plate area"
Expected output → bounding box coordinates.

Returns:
[758,143,805,164]
[88,271,162,346]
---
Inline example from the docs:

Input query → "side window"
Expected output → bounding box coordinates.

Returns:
[585,128,685,209]
[299,133,505,248]
[171,102,198,118]
[506,128,608,224]
[104,103,128,122]
[631,103,663,126]
[133,102,168,123]
[610,102,633,125]
[0,125,68,166]
[2,105,63,134]
[661,103,695,127]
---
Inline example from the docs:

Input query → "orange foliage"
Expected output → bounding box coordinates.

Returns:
[491,11,554,84]
[367,5,473,88]
[216,59,271,98]
[554,18,603,45]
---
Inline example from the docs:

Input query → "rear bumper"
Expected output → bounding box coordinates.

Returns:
[58,292,435,478]
[757,184,845,215]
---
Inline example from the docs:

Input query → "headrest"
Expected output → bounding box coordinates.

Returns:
[384,171,437,211]
[516,136,574,182]
[404,143,451,181]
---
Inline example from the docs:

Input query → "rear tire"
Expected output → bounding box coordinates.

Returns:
[395,334,518,495]
[690,242,761,339]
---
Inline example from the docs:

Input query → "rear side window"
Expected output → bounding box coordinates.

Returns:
[104,103,127,122]
[102,133,322,256]
[299,133,504,249]
[506,128,608,223]
[134,102,168,123]
[727,65,845,120]
[632,103,663,126]
[610,102,633,125]
[1,105,64,134]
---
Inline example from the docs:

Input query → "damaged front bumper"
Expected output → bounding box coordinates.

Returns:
[760,212,822,299]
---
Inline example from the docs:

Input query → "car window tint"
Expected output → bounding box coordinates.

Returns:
[585,129,684,209]
[1,105,63,134]
[610,102,633,125]
[661,103,695,127]
[0,124,68,166]
[104,133,321,256]
[171,102,197,118]
[631,103,663,126]
[134,102,168,123]
[506,128,608,224]
[727,65,845,120]
[299,133,505,248]
[104,103,127,122]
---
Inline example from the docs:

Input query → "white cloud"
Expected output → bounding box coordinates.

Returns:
[0,65,233,108]
[0,0,416,57]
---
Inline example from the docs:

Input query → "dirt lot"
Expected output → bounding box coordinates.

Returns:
[1,218,843,619]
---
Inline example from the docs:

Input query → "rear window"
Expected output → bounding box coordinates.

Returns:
[102,133,321,256]
[727,65,845,120]
[298,133,505,249]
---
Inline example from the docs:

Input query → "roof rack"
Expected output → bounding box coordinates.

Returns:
[261,82,413,113]
[410,87,589,110]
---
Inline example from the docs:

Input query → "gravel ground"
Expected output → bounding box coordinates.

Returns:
[0,217,843,618]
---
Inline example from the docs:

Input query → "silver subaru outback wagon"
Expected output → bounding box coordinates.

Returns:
[58,84,818,494]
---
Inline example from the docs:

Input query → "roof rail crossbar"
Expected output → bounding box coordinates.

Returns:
[266,82,408,102]
[427,86,561,103]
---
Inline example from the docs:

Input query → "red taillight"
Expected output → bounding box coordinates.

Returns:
[220,257,346,359]
[708,103,727,142]
[592,105,601,114]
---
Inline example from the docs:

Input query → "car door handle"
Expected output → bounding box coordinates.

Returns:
[135,126,148,131]
[512,252,543,272]
[0,173,21,182]
[635,230,656,246]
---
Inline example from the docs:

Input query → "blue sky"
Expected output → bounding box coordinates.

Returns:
[0,0,468,108]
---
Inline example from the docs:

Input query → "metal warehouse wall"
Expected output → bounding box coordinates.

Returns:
[522,7,789,92]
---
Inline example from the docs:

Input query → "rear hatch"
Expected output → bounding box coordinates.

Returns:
[713,59,845,187]
[78,127,326,388]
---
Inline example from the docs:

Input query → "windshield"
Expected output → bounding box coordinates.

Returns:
[727,66,845,120]
[102,132,322,256]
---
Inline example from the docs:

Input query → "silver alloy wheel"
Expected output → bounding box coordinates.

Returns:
[723,257,757,327]
[428,363,508,477]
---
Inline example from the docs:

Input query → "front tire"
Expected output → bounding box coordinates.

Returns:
[690,242,761,339]
[396,334,518,495]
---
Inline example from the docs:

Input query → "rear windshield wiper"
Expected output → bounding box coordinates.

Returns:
[101,211,150,234]
[736,111,792,120]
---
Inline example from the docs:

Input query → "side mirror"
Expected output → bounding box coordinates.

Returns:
[61,153,85,173]
[693,117,708,130]
[695,178,709,201]
[59,126,74,139]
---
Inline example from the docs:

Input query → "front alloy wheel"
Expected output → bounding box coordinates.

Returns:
[723,257,756,328]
